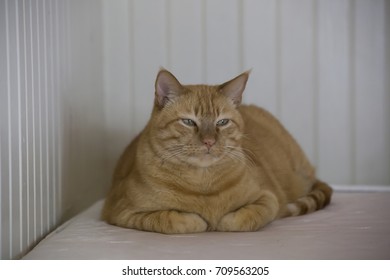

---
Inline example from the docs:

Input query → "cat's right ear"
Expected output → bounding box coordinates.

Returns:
[155,69,183,108]
[219,70,250,107]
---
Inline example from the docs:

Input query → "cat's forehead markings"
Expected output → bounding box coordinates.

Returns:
[192,104,228,122]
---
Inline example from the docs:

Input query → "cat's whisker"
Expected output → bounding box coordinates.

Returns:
[226,145,256,160]
[225,150,253,169]
[225,146,256,168]
[239,147,257,163]
[226,152,250,169]
[159,147,186,165]
[160,150,184,160]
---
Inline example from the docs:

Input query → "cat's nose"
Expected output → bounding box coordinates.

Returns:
[203,138,216,150]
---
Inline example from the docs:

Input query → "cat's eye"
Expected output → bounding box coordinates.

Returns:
[216,119,230,127]
[181,119,197,127]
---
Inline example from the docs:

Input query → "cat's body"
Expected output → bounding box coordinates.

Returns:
[102,70,332,233]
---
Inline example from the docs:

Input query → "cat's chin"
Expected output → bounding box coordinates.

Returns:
[185,154,222,168]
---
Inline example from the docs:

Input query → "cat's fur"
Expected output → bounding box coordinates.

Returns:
[102,69,332,233]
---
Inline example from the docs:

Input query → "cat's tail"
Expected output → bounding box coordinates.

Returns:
[281,180,333,217]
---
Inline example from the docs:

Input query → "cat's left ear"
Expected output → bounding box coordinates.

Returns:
[155,69,183,108]
[219,71,250,107]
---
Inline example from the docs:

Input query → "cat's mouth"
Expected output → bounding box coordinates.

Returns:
[162,145,227,167]
[185,148,225,167]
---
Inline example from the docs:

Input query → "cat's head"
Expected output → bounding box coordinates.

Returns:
[150,69,249,168]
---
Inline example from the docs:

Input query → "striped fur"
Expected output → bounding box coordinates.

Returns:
[283,180,333,217]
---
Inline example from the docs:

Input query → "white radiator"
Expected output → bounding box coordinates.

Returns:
[0,0,108,259]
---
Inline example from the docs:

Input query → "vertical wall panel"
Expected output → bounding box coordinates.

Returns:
[31,0,39,246]
[42,0,51,234]
[33,0,43,241]
[52,0,60,229]
[57,0,67,226]
[8,0,22,259]
[103,0,132,175]
[317,0,352,184]
[242,0,278,114]
[18,0,28,256]
[38,0,49,238]
[354,0,390,184]
[24,0,34,252]
[205,0,241,83]
[0,0,9,260]
[47,0,55,231]
[169,0,203,83]
[132,0,168,133]
[61,0,108,220]
[279,0,317,163]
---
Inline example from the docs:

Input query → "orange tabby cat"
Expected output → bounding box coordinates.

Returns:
[102,69,332,233]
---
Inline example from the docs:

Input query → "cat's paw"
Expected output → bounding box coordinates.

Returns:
[216,205,274,232]
[216,211,259,232]
[217,194,279,232]
[164,211,208,234]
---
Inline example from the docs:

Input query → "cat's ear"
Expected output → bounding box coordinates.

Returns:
[155,69,183,108]
[219,71,250,107]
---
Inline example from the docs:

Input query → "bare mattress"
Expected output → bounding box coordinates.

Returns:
[23,187,390,260]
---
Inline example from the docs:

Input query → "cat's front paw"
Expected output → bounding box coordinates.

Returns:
[164,211,208,234]
[216,205,275,232]
[217,211,258,232]
[217,194,279,232]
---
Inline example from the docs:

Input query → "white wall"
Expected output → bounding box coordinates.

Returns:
[1,0,389,260]
[104,0,390,186]
[0,0,109,259]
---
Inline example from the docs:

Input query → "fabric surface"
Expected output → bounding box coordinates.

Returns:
[23,191,390,260]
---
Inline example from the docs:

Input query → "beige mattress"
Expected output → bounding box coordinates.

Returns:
[23,188,390,260]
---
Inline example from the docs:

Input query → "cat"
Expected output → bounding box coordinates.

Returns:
[101,69,332,234]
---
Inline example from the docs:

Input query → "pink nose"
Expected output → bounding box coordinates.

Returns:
[203,138,216,149]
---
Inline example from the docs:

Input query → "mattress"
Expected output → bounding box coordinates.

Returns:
[23,188,390,260]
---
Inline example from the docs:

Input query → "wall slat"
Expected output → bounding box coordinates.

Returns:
[8,0,22,259]
[24,0,33,252]
[48,0,56,231]
[0,0,10,260]
[168,0,203,83]
[103,0,132,172]
[242,0,278,115]
[279,0,317,163]
[205,0,241,83]
[317,0,352,184]
[35,0,43,240]
[60,0,108,220]
[18,0,28,256]
[354,0,390,184]
[132,0,167,133]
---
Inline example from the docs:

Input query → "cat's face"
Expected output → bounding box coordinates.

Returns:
[150,70,249,168]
